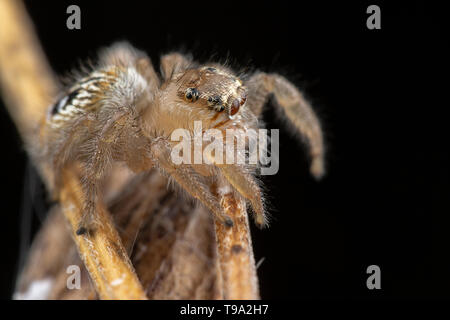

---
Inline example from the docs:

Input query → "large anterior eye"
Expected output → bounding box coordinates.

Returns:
[185,88,199,102]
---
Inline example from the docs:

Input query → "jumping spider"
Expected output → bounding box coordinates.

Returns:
[37,42,325,235]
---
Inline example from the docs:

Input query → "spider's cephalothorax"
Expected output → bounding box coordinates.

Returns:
[142,64,254,138]
[38,42,325,235]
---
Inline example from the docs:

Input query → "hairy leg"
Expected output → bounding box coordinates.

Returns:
[245,72,325,179]
[201,151,266,227]
[160,53,194,81]
[150,138,233,227]
[76,112,131,235]
[219,165,267,228]
[51,116,92,192]
[77,139,112,235]
[121,135,154,173]
[100,41,161,92]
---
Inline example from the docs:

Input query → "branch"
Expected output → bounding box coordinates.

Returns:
[215,192,260,299]
[15,170,223,299]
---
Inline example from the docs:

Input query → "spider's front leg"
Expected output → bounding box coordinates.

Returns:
[203,152,267,228]
[246,73,325,179]
[219,165,267,227]
[150,137,234,227]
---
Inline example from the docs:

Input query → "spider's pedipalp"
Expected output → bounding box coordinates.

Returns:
[245,72,325,179]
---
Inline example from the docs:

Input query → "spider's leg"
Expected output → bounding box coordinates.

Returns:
[51,116,91,192]
[245,73,325,179]
[150,138,234,227]
[160,53,193,81]
[220,165,267,228]
[76,112,130,235]
[205,151,267,227]
[121,135,154,173]
[77,139,113,235]
[99,41,161,91]
[77,145,111,235]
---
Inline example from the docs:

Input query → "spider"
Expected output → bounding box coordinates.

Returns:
[37,42,325,235]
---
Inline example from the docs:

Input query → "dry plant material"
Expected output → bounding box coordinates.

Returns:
[214,192,259,299]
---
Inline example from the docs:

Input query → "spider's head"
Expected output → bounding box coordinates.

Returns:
[150,65,251,136]
[175,66,247,121]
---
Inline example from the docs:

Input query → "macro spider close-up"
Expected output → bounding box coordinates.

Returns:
[39,42,324,236]
[1,0,449,310]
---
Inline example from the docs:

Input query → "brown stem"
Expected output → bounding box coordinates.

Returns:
[215,193,260,299]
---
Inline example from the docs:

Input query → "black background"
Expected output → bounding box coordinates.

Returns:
[0,0,449,299]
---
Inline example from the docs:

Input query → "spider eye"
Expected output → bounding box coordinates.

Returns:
[185,88,199,102]
[207,96,220,105]
[231,99,240,116]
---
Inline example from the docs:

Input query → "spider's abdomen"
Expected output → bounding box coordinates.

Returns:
[47,68,119,128]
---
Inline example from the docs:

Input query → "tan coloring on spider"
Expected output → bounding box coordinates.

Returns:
[35,42,325,235]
